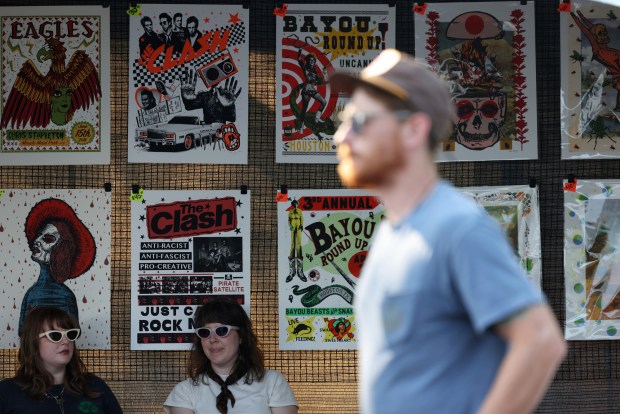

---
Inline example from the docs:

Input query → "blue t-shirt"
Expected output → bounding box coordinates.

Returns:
[356,181,542,414]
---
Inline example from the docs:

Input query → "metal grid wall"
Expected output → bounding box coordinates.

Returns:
[0,0,618,412]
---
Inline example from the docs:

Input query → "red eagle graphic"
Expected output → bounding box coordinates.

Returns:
[0,37,101,128]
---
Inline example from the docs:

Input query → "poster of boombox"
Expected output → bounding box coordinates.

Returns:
[276,4,395,163]
[0,6,110,165]
[561,1,620,159]
[458,185,541,289]
[414,1,538,162]
[565,180,620,340]
[131,189,251,350]
[278,189,384,350]
[0,189,112,349]
[128,4,248,164]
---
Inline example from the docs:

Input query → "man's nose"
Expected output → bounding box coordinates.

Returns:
[334,122,354,145]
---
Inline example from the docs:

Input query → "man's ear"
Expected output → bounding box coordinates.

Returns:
[401,112,432,150]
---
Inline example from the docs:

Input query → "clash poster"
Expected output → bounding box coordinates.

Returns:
[459,185,541,288]
[415,1,538,162]
[0,6,110,165]
[278,189,383,350]
[564,180,620,340]
[561,1,620,159]
[131,189,250,350]
[276,4,395,163]
[128,5,248,164]
[0,189,112,349]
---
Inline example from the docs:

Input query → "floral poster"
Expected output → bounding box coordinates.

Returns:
[276,4,395,163]
[128,5,248,164]
[459,185,541,288]
[0,189,112,349]
[565,180,620,340]
[561,1,620,159]
[415,1,537,161]
[0,6,110,165]
[131,190,250,350]
[278,189,384,350]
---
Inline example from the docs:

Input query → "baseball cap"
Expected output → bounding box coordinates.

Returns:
[329,49,455,143]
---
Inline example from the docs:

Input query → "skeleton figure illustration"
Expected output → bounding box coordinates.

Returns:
[287,199,307,282]
[19,198,96,335]
[296,47,326,130]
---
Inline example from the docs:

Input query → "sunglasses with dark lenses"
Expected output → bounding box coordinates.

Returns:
[195,325,239,339]
[38,329,81,343]
[338,109,412,135]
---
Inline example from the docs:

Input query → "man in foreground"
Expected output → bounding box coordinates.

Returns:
[329,49,566,414]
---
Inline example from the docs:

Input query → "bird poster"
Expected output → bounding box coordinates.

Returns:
[275,4,395,164]
[561,1,620,159]
[277,189,384,350]
[458,185,541,289]
[0,6,110,165]
[127,5,248,164]
[565,180,620,340]
[0,189,112,349]
[414,1,538,162]
[130,189,251,350]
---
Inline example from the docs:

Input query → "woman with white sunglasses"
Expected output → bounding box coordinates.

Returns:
[0,307,122,413]
[164,299,297,414]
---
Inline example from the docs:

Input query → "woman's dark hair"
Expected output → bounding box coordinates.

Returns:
[188,299,265,383]
[15,307,99,399]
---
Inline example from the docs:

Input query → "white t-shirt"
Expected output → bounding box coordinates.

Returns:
[164,370,297,414]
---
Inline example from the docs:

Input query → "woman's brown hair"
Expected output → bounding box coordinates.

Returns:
[15,306,99,399]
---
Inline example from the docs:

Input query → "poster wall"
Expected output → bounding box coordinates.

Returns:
[128,5,248,164]
[415,1,538,161]
[459,185,541,288]
[561,1,620,159]
[0,189,112,349]
[131,190,250,350]
[278,189,383,350]
[0,6,110,165]
[565,180,620,340]
[276,4,395,163]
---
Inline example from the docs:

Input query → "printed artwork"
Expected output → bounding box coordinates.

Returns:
[561,1,620,159]
[415,1,538,161]
[278,189,383,350]
[276,4,395,163]
[458,185,541,288]
[564,180,620,340]
[131,189,250,350]
[0,6,110,165]
[0,190,112,349]
[128,5,248,164]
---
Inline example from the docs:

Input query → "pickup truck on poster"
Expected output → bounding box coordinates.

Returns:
[135,116,222,151]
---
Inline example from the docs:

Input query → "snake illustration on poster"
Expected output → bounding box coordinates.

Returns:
[415,1,538,161]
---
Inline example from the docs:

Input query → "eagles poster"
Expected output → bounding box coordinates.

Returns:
[561,1,620,159]
[0,189,112,349]
[278,189,383,350]
[415,1,538,162]
[458,185,541,288]
[128,5,248,164]
[565,180,620,340]
[131,190,250,350]
[0,6,110,165]
[276,4,395,163]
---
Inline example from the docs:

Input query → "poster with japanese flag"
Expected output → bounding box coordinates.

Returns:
[0,189,111,349]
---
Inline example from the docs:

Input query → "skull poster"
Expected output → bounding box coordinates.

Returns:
[130,189,250,350]
[561,1,620,159]
[0,6,110,165]
[458,185,541,288]
[276,4,395,164]
[127,5,248,164]
[278,189,384,350]
[415,1,538,161]
[565,180,620,340]
[0,189,112,349]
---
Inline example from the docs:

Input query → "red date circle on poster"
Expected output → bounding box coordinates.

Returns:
[348,251,368,278]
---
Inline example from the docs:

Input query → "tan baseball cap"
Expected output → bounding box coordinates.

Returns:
[329,49,454,143]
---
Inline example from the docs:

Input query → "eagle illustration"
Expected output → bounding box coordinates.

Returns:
[0,37,101,128]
